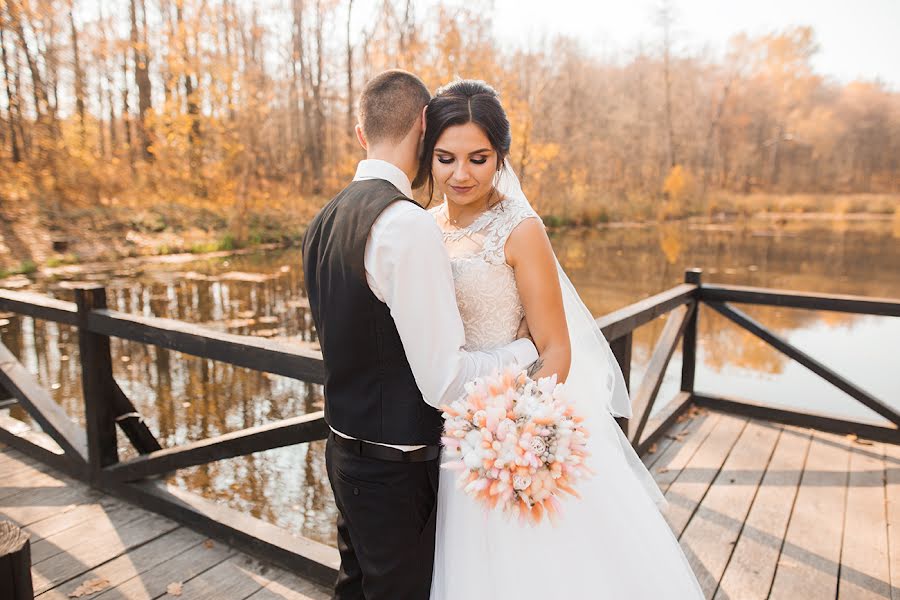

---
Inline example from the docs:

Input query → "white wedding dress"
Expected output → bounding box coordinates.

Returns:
[429,194,705,599]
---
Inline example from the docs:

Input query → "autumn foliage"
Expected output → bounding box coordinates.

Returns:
[0,1,897,239]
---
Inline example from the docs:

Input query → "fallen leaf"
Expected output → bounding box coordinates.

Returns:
[69,578,111,597]
[203,539,215,549]
[647,443,658,454]
[657,466,670,474]
[167,582,183,596]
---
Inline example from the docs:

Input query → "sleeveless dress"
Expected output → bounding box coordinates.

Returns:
[429,196,705,599]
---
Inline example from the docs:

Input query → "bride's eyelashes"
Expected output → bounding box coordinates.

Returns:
[436,156,489,165]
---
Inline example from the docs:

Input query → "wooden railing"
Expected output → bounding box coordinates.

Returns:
[0,269,897,585]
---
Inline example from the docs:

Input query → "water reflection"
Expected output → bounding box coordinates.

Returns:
[0,217,897,547]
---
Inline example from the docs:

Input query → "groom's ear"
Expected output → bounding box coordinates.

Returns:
[420,105,428,137]
[355,124,368,151]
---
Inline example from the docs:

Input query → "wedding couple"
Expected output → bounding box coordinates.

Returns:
[302,70,704,599]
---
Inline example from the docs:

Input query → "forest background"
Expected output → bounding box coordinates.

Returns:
[0,0,897,271]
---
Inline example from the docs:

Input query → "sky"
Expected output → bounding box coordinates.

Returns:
[362,0,900,89]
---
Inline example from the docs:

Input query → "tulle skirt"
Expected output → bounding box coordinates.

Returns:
[430,398,705,599]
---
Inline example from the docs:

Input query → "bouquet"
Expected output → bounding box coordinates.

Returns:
[440,367,592,525]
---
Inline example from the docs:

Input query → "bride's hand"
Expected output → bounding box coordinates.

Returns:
[516,316,533,343]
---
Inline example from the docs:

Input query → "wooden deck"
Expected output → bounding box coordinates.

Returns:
[645,405,899,599]
[2,404,898,599]
[0,443,330,600]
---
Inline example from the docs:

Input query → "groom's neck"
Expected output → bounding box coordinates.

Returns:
[366,144,416,184]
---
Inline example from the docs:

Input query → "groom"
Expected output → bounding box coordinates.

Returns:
[302,69,538,599]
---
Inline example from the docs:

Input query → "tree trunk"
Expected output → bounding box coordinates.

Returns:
[130,0,153,160]
[68,1,86,146]
[345,0,354,143]
[0,16,23,162]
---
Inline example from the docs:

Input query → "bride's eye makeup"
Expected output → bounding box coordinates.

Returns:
[437,155,454,164]
[471,156,487,164]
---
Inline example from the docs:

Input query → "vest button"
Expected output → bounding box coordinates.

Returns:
[353,487,359,496]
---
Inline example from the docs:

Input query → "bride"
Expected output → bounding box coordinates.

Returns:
[414,80,705,599]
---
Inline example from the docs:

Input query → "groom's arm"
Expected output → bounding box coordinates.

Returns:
[366,202,538,409]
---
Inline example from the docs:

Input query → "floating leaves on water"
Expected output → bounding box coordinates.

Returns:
[68,578,111,597]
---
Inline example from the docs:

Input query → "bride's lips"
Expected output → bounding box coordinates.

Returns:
[450,185,475,195]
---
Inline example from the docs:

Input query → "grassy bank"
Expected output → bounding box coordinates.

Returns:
[0,192,897,275]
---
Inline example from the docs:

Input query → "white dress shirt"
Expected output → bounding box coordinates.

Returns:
[329,159,539,450]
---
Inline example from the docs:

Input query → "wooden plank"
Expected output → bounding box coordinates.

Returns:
[652,409,723,492]
[677,419,782,597]
[104,411,328,482]
[90,536,235,600]
[663,413,748,537]
[886,442,900,600]
[635,391,694,457]
[31,512,180,594]
[630,302,693,444]
[34,527,205,600]
[0,343,88,462]
[714,425,812,600]
[0,290,78,326]
[700,284,900,317]
[640,400,695,469]
[245,567,331,600]
[29,503,150,565]
[161,554,276,600]
[0,484,100,528]
[22,500,127,546]
[705,301,900,427]
[837,439,891,599]
[87,309,326,384]
[694,393,900,445]
[595,283,697,342]
[104,479,340,587]
[768,430,851,599]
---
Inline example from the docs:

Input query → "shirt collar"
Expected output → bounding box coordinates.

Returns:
[353,159,413,198]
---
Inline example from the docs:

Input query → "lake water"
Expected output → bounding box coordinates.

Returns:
[1,215,898,546]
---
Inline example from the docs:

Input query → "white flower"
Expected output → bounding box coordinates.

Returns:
[513,474,532,490]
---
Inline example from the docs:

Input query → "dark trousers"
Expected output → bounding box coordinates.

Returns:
[325,436,439,600]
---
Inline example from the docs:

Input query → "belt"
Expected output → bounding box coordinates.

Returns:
[329,432,440,463]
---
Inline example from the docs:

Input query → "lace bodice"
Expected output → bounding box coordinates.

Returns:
[430,195,541,352]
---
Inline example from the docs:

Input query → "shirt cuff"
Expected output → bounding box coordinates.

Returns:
[507,338,539,369]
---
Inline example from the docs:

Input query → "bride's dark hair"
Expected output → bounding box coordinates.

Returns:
[412,79,511,201]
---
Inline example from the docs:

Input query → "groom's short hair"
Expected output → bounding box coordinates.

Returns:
[358,70,431,144]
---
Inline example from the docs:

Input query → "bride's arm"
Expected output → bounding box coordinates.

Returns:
[505,218,571,382]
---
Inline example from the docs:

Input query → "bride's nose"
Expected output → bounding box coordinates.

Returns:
[452,162,473,182]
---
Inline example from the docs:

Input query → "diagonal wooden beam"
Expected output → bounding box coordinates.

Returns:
[104,411,329,482]
[706,300,900,427]
[629,302,695,445]
[111,381,162,455]
[0,342,87,463]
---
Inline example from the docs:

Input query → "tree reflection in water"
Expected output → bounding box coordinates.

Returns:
[1,218,897,547]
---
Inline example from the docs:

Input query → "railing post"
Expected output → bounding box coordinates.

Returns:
[681,268,702,396]
[610,332,632,436]
[74,284,119,483]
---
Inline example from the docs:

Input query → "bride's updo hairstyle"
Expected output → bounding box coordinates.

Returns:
[413,79,511,201]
